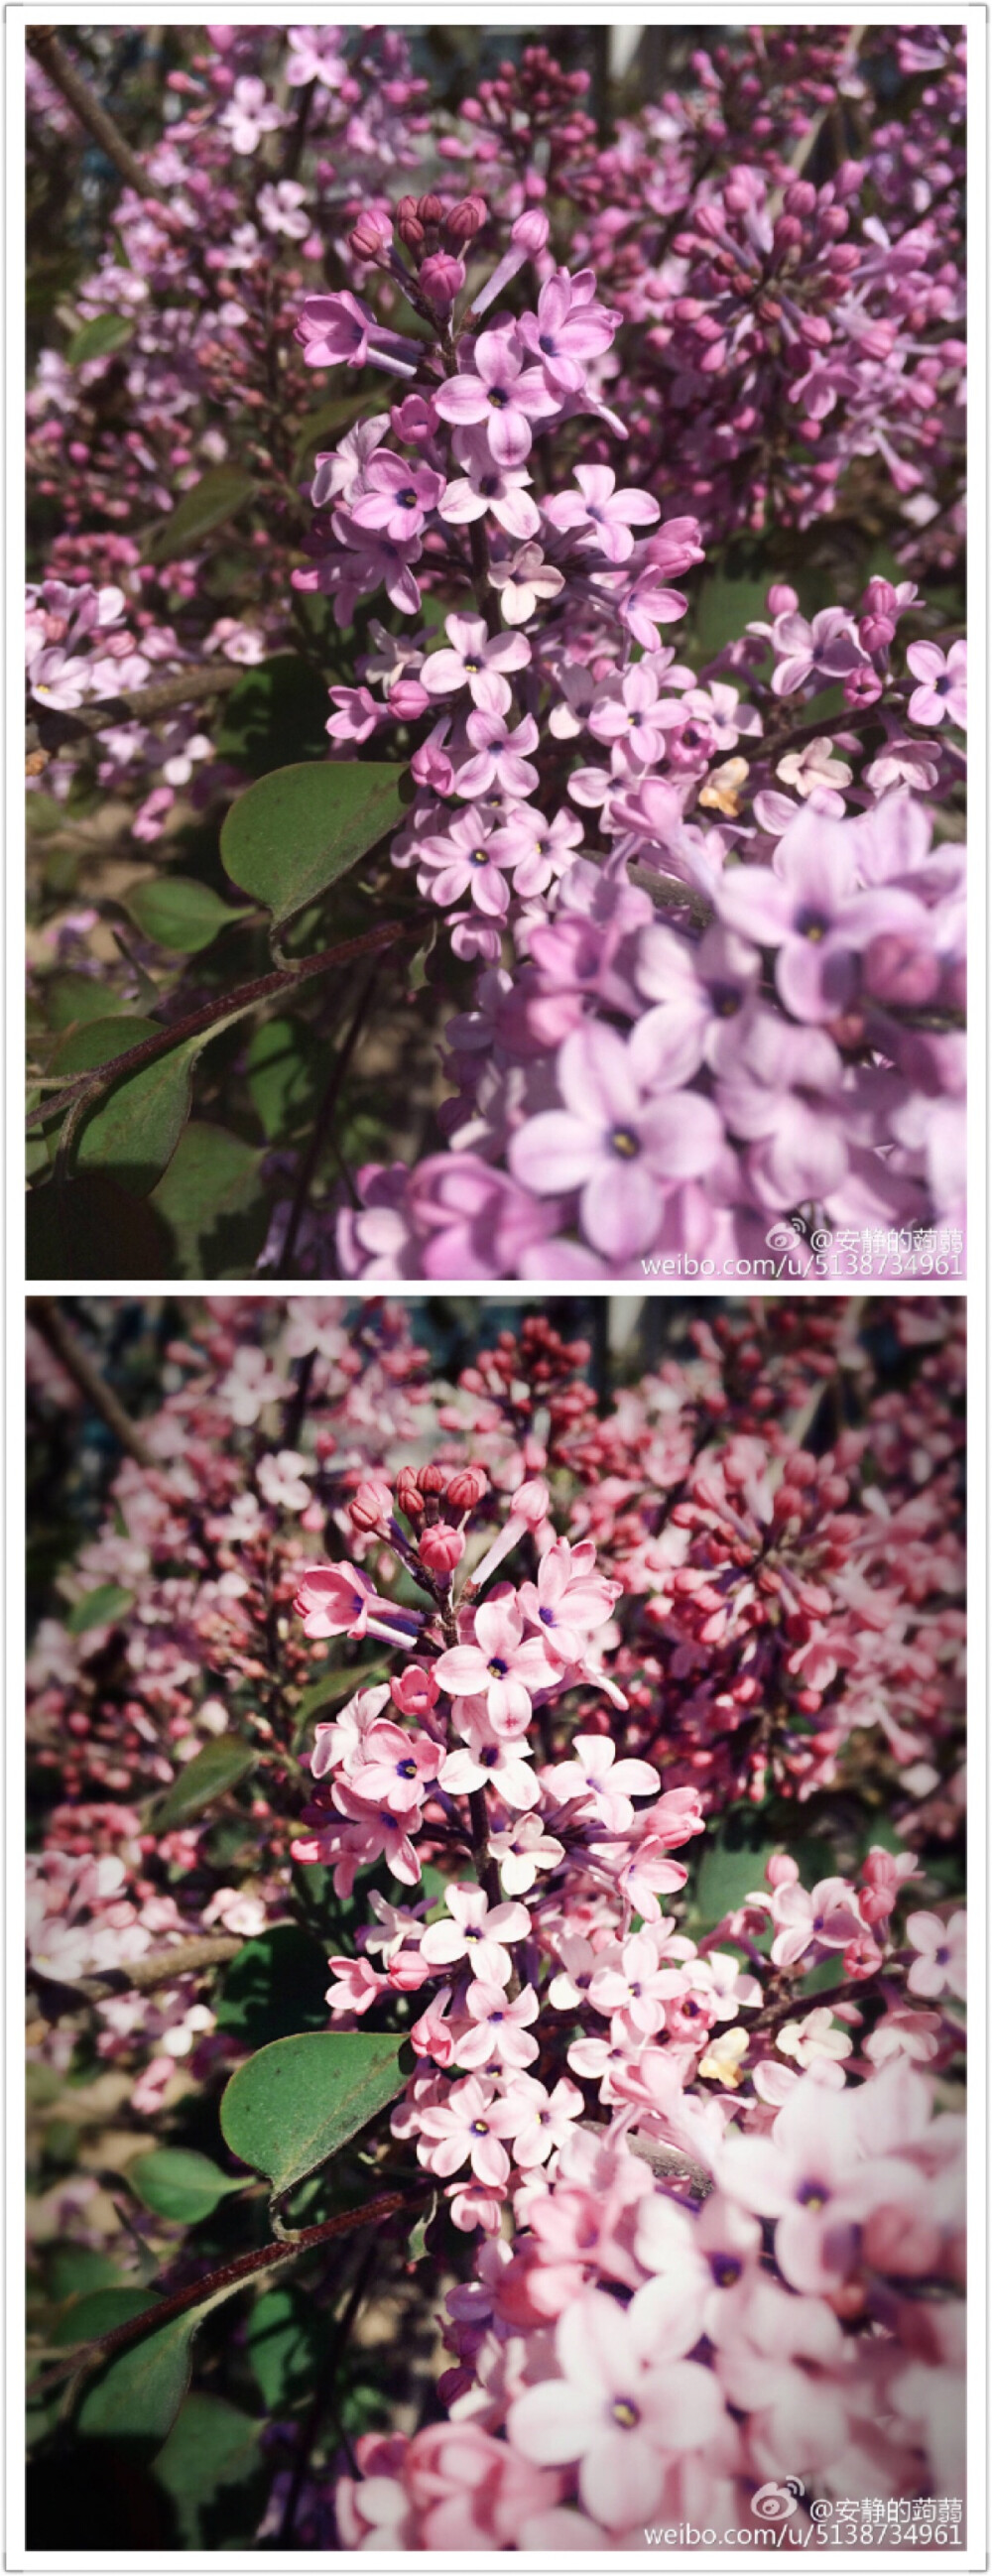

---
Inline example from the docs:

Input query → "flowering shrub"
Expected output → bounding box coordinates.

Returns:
[26,25,965,1280]
[26,1294,966,2548]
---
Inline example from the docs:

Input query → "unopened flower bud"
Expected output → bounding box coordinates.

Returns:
[444,194,487,243]
[349,1477,393,1533]
[766,1852,799,1889]
[767,582,799,616]
[389,677,430,719]
[419,250,465,311]
[419,1526,465,1575]
[391,1664,440,1717]
[447,1464,488,1513]
[396,1465,425,1522]
[511,1476,550,1529]
[510,208,550,254]
[417,192,444,228]
[418,1462,449,1498]
[397,212,426,253]
[859,613,895,655]
[349,212,390,262]
[863,931,939,1008]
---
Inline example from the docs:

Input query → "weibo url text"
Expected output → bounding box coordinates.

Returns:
[641,1226,963,1281]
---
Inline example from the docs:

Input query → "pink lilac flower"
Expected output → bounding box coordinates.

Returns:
[714,2067,926,2294]
[434,1598,556,1733]
[507,2280,724,2527]
[716,809,930,1023]
[417,808,510,919]
[417,2074,520,2186]
[419,1883,531,1985]
[433,330,558,468]
[452,1978,540,2070]
[421,613,531,715]
[516,1537,619,1666]
[454,710,541,800]
[437,433,541,540]
[350,450,446,542]
[544,462,660,562]
[906,639,967,727]
[516,270,620,392]
[439,1709,541,1811]
[905,1909,966,1998]
[545,1732,660,1832]
[509,1022,724,1263]
[486,543,564,626]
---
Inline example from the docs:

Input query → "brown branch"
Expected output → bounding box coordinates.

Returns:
[26,921,405,1136]
[277,964,380,1276]
[26,663,247,761]
[27,1296,154,1464]
[31,2189,420,2392]
[28,1934,243,2015]
[27,29,168,203]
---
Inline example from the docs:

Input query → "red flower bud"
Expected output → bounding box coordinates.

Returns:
[349,1477,393,1534]
[396,1466,425,1522]
[446,1464,488,1513]
[419,1526,465,1575]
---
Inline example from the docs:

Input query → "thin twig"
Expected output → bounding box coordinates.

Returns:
[29,2190,420,2396]
[26,663,246,761]
[27,1934,243,2015]
[279,2233,378,2544]
[27,1297,154,1465]
[283,76,315,181]
[26,922,404,1138]
[277,966,380,1277]
[468,1786,501,1910]
[27,29,169,203]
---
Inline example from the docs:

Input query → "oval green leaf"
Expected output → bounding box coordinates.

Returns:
[68,312,134,365]
[219,2030,409,2199]
[76,2280,242,2450]
[66,1582,135,1634]
[154,1733,257,1830]
[220,759,409,928]
[52,2286,159,2348]
[147,467,258,566]
[128,2148,247,2226]
[126,877,251,954]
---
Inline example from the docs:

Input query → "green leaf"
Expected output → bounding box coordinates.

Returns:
[44,973,135,1032]
[125,877,251,954]
[153,1734,257,1829]
[216,1922,333,2050]
[45,2245,123,2302]
[220,2030,409,2199]
[52,2287,158,2348]
[128,2148,247,2226]
[151,2392,267,2549]
[50,1010,251,1199]
[26,1173,173,1279]
[146,467,258,566]
[246,2282,329,2411]
[65,1582,135,1634]
[149,1122,269,1278]
[76,2281,241,2451]
[294,1659,390,1727]
[67,312,134,365]
[220,759,409,928]
[214,654,335,779]
[26,792,75,837]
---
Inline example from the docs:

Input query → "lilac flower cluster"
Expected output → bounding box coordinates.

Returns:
[288,227,965,1277]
